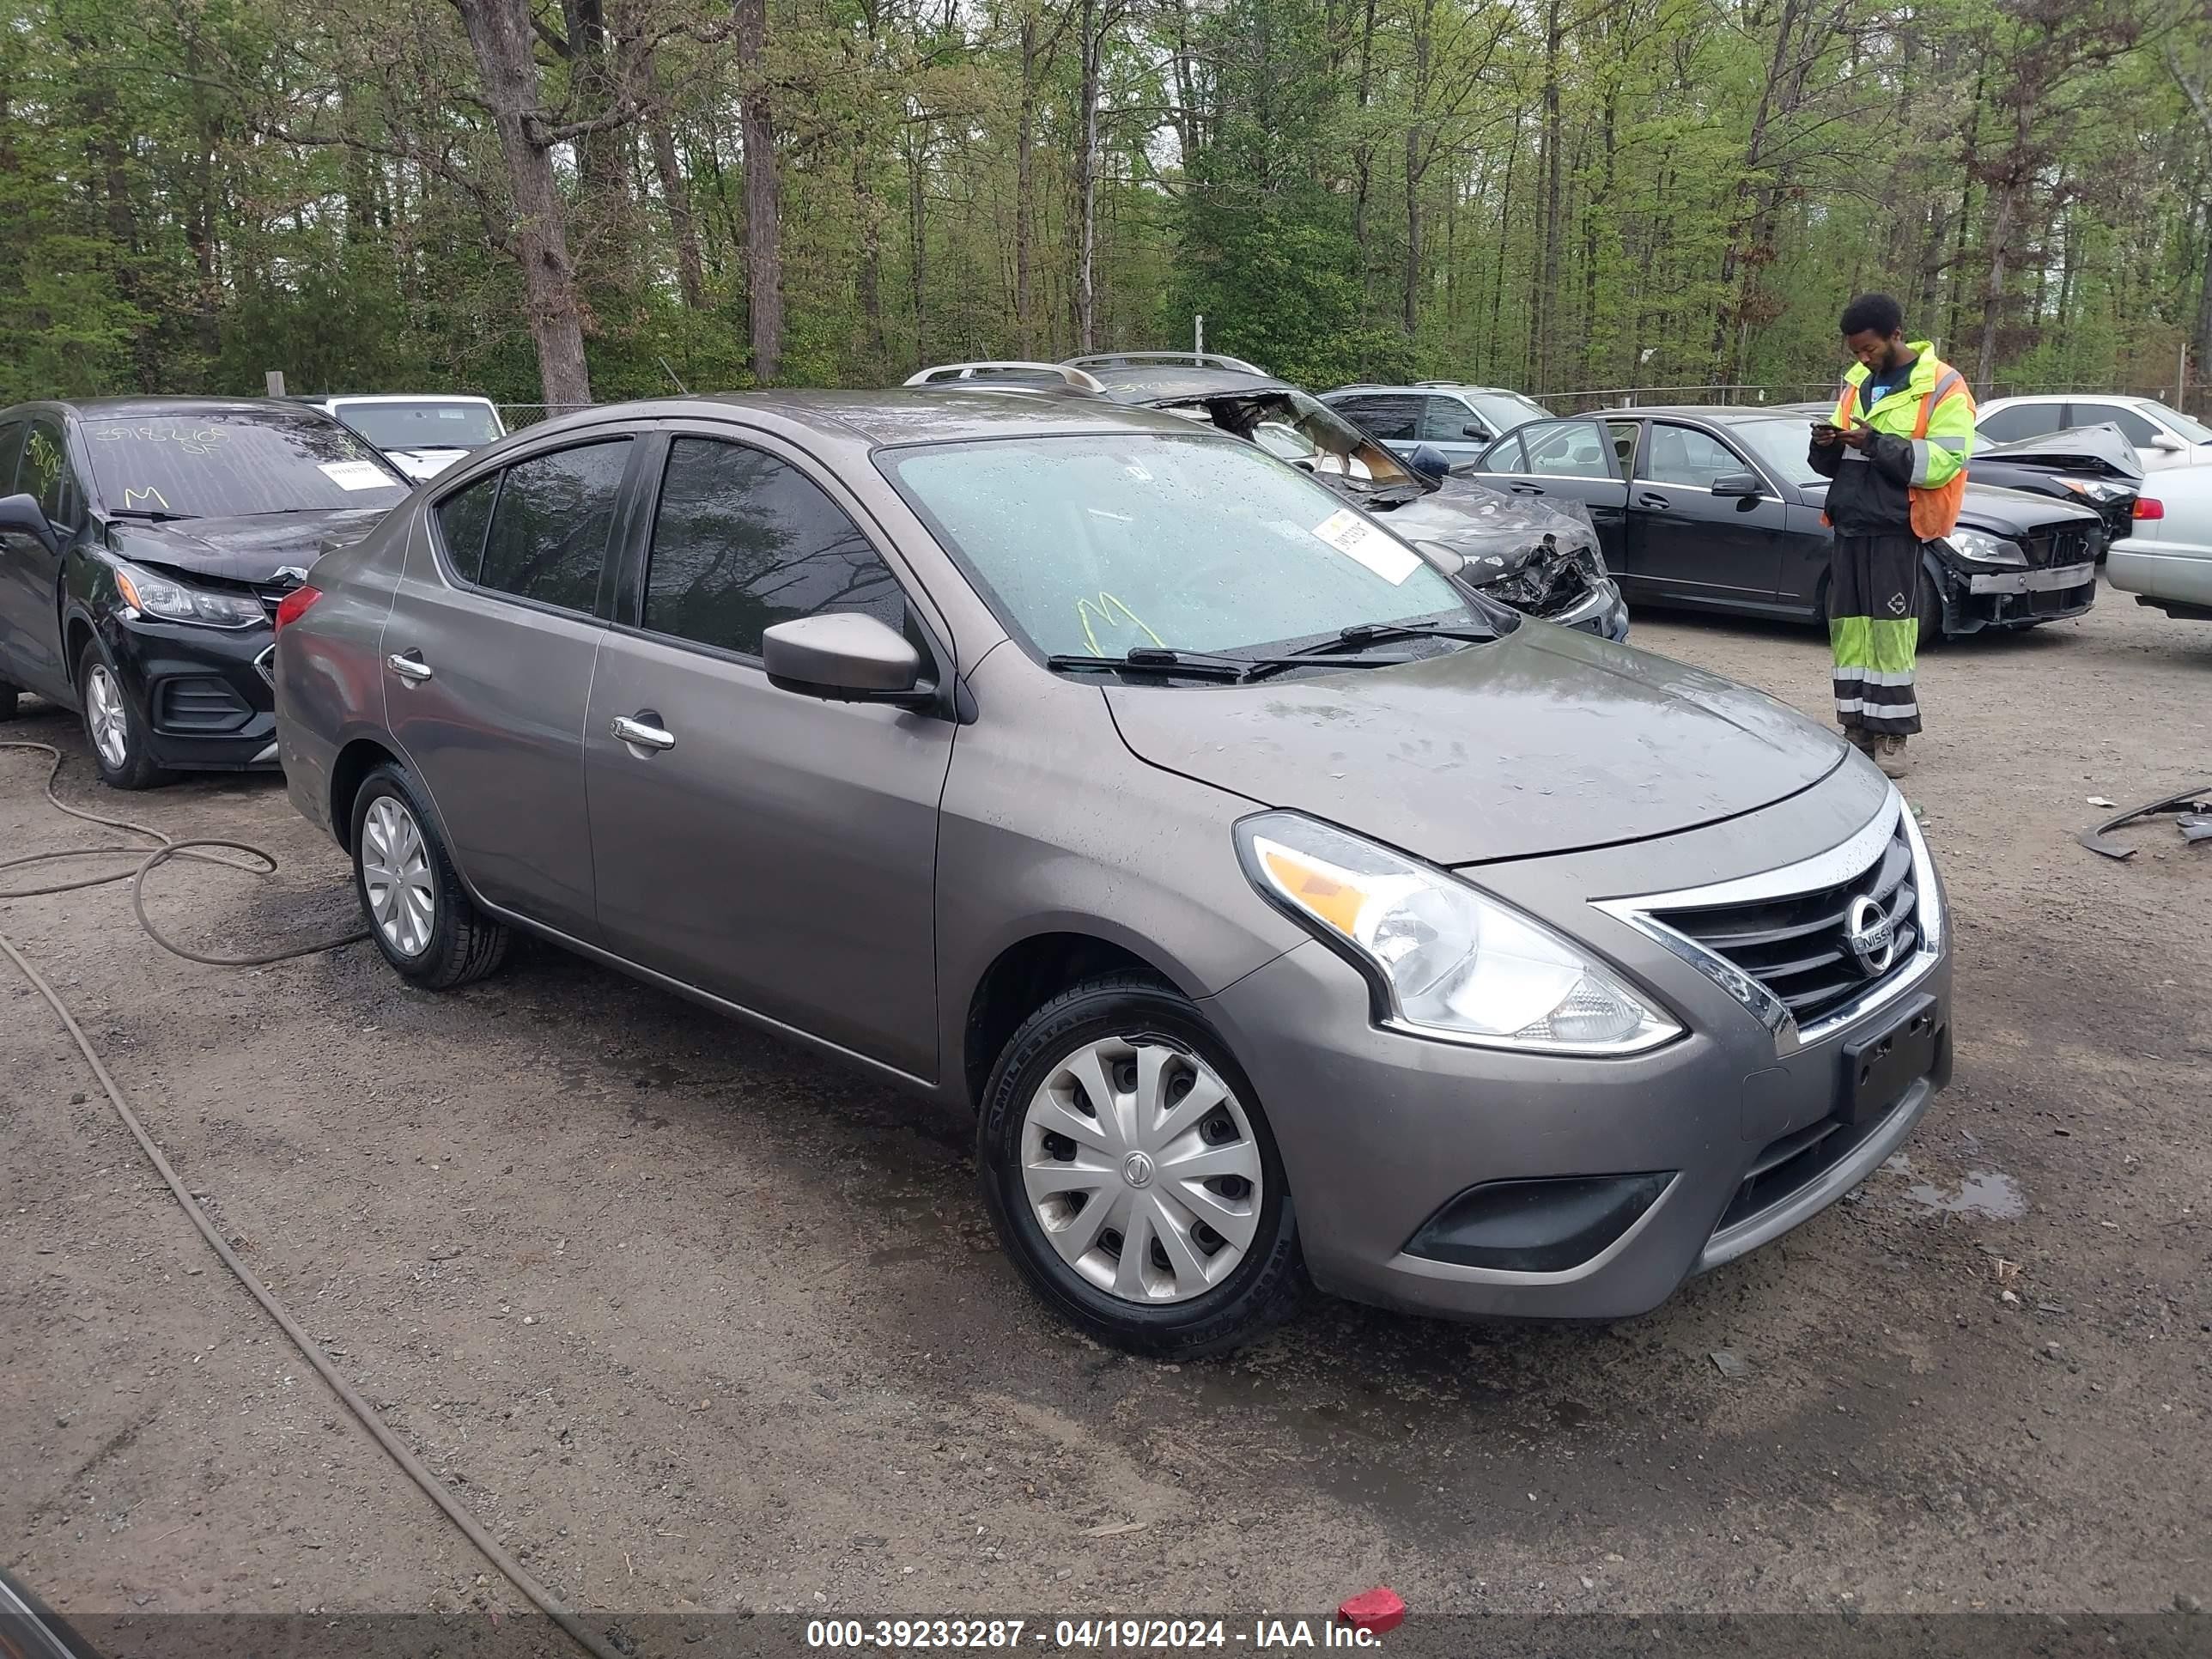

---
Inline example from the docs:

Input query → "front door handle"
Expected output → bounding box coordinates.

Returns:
[1638,491,1672,509]
[1507,483,1545,495]
[386,652,433,683]
[611,714,676,753]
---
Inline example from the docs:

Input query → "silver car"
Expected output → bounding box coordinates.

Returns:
[273,389,1952,1356]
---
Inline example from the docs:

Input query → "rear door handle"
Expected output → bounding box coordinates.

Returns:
[1638,491,1672,509]
[1507,483,1546,495]
[386,652,433,683]
[611,714,676,753]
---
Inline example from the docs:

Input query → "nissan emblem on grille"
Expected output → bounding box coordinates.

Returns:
[1844,894,1897,977]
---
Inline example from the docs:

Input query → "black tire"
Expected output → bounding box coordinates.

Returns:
[349,762,509,989]
[0,682,19,720]
[1913,567,1944,651]
[976,974,1306,1358]
[76,640,167,790]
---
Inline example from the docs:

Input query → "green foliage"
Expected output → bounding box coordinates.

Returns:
[2,0,2209,411]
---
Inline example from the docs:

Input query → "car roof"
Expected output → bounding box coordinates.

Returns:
[299,392,501,406]
[518,387,1231,452]
[1981,393,2157,408]
[1589,404,1814,423]
[1328,383,1529,398]
[13,396,342,422]
[1083,365,1293,404]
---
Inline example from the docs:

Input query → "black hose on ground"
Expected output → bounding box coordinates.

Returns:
[0,740,622,1659]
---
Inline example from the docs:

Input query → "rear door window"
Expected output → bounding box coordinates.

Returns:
[476,440,631,614]
[1329,395,1422,441]
[642,436,905,658]
[0,421,27,495]
[434,472,500,581]
[1978,404,2062,444]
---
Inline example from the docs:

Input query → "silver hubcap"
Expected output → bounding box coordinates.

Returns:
[361,796,436,958]
[1021,1036,1264,1305]
[86,665,129,769]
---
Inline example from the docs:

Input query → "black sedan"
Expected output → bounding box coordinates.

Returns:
[1469,405,2105,643]
[0,398,409,787]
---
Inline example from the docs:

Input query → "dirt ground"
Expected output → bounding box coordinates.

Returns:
[3,581,2209,1633]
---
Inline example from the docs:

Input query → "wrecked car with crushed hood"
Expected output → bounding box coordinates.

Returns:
[906,359,1629,639]
[0,398,408,787]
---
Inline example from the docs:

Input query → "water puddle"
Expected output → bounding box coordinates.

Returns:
[1902,1169,2027,1220]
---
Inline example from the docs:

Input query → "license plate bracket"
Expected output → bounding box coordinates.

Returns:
[1837,993,1941,1126]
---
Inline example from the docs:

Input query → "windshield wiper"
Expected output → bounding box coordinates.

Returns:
[1285,619,1498,657]
[1047,646,1417,683]
[105,507,199,523]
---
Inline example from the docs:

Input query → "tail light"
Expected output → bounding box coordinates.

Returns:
[272,584,324,633]
[2133,496,2163,520]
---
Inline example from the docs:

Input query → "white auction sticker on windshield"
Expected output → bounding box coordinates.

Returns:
[1311,508,1419,584]
[319,460,394,491]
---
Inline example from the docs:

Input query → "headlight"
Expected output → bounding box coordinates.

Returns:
[1942,527,2026,567]
[1236,812,1680,1054]
[2060,478,2124,503]
[112,559,266,628]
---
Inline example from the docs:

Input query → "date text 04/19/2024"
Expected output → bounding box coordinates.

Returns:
[804,1620,1387,1650]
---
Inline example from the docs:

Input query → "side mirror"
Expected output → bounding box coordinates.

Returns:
[1413,539,1465,576]
[763,612,931,706]
[1711,471,1764,499]
[2150,430,2187,453]
[0,492,57,551]
[1407,444,1452,483]
[1462,422,1491,441]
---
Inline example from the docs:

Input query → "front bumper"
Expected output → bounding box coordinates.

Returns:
[98,609,282,771]
[1201,777,1949,1321]
[1546,575,1631,641]
[1942,560,2097,633]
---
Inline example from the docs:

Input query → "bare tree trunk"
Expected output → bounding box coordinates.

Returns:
[641,56,706,311]
[856,152,885,368]
[734,0,782,381]
[456,0,592,405]
[1531,0,1564,391]
[1351,0,1376,281]
[1073,0,1108,354]
[1017,8,1039,356]
[1974,107,2032,386]
[908,131,927,365]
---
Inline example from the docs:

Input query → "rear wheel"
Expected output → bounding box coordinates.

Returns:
[977,975,1305,1358]
[77,641,166,790]
[349,763,509,988]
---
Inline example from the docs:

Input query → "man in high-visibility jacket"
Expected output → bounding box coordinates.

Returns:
[1808,292,1974,779]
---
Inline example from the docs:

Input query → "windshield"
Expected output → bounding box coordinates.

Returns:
[884,434,1468,660]
[2142,401,2212,445]
[1161,389,1418,490]
[82,414,407,519]
[1731,417,1830,488]
[334,399,504,450]
[1468,392,1551,434]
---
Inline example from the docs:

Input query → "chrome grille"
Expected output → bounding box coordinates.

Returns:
[1648,815,1919,1030]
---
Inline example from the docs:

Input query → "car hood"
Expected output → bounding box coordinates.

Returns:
[106,507,392,583]
[1103,624,1845,865]
[1369,475,1596,576]
[1975,423,2143,482]
[1800,479,2100,537]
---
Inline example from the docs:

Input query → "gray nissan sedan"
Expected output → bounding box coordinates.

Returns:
[273,388,1950,1356]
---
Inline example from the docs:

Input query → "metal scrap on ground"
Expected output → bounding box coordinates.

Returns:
[2075,782,2212,860]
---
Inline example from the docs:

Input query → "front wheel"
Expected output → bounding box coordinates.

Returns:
[77,641,167,790]
[976,975,1305,1358]
[1914,567,1944,651]
[349,763,509,988]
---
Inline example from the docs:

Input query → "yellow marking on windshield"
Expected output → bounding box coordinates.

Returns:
[1077,592,1164,654]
